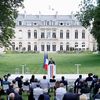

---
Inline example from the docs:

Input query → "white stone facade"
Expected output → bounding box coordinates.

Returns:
[10,14,97,52]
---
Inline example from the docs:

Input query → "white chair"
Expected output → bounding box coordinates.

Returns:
[22,84,29,92]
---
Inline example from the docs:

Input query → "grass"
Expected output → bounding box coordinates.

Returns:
[0,53,100,76]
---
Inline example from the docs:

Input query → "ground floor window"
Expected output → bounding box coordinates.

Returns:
[41,45,44,51]
[47,45,50,51]
[52,45,56,51]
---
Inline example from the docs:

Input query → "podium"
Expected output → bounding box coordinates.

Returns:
[48,64,56,79]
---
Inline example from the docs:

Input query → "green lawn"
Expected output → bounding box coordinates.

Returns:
[0,53,100,76]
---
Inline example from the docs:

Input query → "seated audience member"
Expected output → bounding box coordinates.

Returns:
[15,76,23,95]
[80,82,90,94]
[15,76,23,89]
[60,76,68,90]
[12,80,18,90]
[85,73,93,81]
[6,84,15,95]
[63,93,79,100]
[74,75,83,93]
[94,88,100,99]
[90,75,98,90]
[49,75,56,92]
[79,94,88,100]
[56,83,67,100]
[38,93,50,100]
[39,75,50,93]
[30,75,38,83]
[93,79,100,95]
[2,77,10,93]
[33,84,44,100]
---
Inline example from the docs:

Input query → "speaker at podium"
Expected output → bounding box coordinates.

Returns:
[48,64,56,79]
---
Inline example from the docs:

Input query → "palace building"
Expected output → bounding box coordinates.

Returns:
[10,14,97,52]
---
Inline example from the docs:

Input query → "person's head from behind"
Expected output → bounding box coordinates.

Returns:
[79,75,82,79]
[79,94,87,100]
[43,75,46,79]
[60,83,64,87]
[8,93,15,100]
[61,76,65,80]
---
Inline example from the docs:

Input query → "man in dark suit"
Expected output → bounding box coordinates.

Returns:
[48,58,55,65]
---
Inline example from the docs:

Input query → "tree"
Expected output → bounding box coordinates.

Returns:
[0,0,24,46]
[76,0,100,51]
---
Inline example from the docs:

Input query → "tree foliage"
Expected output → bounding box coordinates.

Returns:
[0,0,24,46]
[77,0,100,51]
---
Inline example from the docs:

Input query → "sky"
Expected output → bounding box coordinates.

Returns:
[18,0,82,15]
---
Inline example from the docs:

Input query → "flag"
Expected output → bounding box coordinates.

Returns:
[43,53,48,71]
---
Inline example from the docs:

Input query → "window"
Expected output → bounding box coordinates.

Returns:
[66,42,69,51]
[28,30,31,39]
[47,21,49,25]
[82,30,85,39]
[34,42,37,51]
[19,21,22,25]
[41,45,44,51]
[75,30,78,39]
[41,32,45,38]
[82,42,85,47]
[28,42,31,51]
[75,42,78,47]
[47,43,50,51]
[52,30,56,38]
[34,45,37,51]
[60,42,63,51]
[12,42,15,51]
[34,30,37,39]
[52,45,56,51]
[60,30,63,39]
[19,42,22,50]
[66,30,70,39]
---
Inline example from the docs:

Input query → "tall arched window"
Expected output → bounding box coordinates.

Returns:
[52,42,56,51]
[41,42,45,51]
[60,30,63,39]
[28,30,31,39]
[34,42,37,51]
[66,42,69,51]
[28,42,31,51]
[66,30,70,39]
[60,42,63,51]
[47,42,50,51]
[75,30,78,39]
[82,30,85,39]
[34,30,37,39]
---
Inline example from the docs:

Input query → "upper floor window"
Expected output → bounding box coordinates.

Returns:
[28,30,31,39]
[66,30,70,39]
[34,30,37,39]
[52,30,56,38]
[82,30,85,39]
[41,32,45,38]
[19,21,22,25]
[60,30,63,39]
[75,30,78,39]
